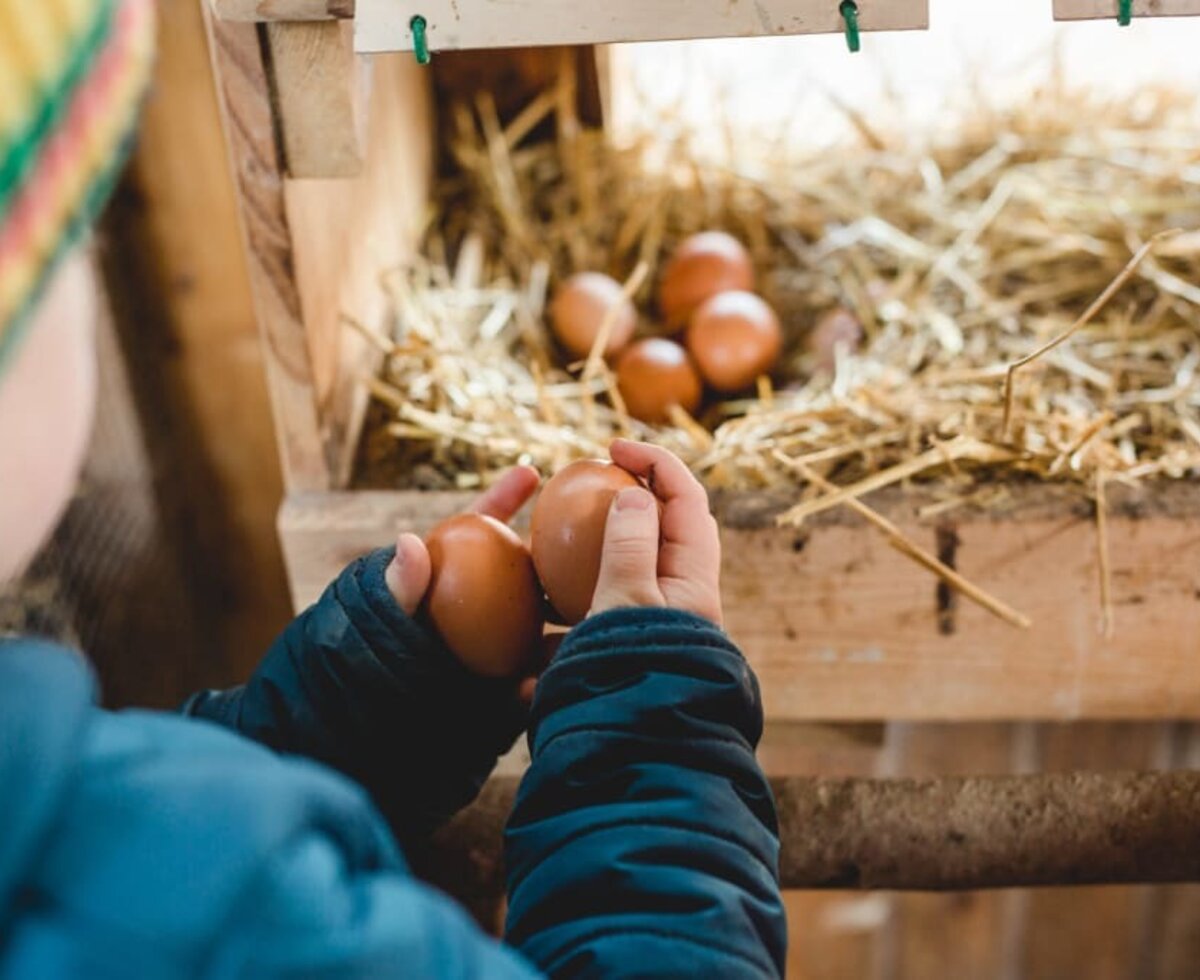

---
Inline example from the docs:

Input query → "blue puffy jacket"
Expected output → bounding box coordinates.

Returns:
[0,549,786,977]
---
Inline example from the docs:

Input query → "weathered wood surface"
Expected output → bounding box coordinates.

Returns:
[281,53,433,485]
[354,0,929,54]
[1054,0,1200,19]
[209,0,353,19]
[422,769,1200,898]
[279,485,1200,720]
[204,14,433,490]
[105,0,293,680]
[203,13,332,491]
[1018,723,1161,980]
[265,20,366,178]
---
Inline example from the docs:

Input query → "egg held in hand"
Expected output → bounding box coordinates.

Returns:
[549,272,637,360]
[424,513,545,677]
[616,338,703,425]
[530,460,641,624]
[686,290,783,393]
[658,231,754,329]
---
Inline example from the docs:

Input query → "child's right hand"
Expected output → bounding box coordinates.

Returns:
[589,440,723,627]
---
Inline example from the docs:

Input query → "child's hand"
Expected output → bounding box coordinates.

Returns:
[589,440,723,626]
[384,466,540,614]
[385,465,546,701]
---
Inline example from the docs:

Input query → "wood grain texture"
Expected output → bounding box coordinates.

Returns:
[265,20,365,178]
[279,487,1200,720]
[1018,724,1160,980]
[1054,0,1200,19]
[203,12,331,492]
[209,0,353,20]
[879,725,1014,980]
[102,0,292,681]
[282,52,433,485]
[354,0,929,53]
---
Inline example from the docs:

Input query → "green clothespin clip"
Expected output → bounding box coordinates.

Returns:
[411,15,431,65]
[840,0,861,53]
[1118,0,1132,26]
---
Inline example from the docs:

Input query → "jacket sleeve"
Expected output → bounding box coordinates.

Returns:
[504,608,787,978]
[182,548,527,846]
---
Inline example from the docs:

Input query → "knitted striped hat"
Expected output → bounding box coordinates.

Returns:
[0,0,154,377]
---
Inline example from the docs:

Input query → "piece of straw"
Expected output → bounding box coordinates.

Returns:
[776,452,1032,630]
[1002,231,1180,440]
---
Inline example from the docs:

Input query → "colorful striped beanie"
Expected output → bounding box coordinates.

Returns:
[0,0,154,378]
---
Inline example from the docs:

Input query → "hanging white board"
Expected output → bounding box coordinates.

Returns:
[1054,0,1200,19]
[354,0,928,55]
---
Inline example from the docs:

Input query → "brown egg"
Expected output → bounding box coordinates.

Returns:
[808,307,863,374]
[530,460,640,624]
[424,514,544,677]
[686,291,783,393]
[615,338,703,425]
[659,231,755,329]
[549,272,637,360]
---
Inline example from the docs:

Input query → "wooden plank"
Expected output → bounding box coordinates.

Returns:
[786,892,885,980]
[210,0,353,19]
[355,0,929,54]
[1054,0,1200,19]
[101,0,292,682]
[203,13,332,492]
[265,20,366,178]
[277,487,1200,720]
[282,52,434,486]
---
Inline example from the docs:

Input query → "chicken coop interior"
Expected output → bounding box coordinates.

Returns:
[6,0,1200,975]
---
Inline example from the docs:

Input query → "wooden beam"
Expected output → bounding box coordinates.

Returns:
[354,0,929,54]
[265,20,367,179]
[209,0,353,20]
[278,484,1200,721]
[202,12,333,492]
[416,771,1200,910]
[100,0,293,685]
[280,52,434,485]
[1054,0,1200,18]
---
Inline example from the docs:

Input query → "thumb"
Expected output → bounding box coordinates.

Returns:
[385,533,432,616]
[589,487,665,616]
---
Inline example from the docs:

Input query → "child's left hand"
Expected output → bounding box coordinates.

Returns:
[385,465,548,703]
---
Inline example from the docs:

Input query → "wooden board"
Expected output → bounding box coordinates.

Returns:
[1054,0,1200,19]
[205,13,434,490]
[265,20,366,179]
[210,0,353,19]
[282,52,434,484]
[204,14,333,492]
[104,0,293,681]
[278,486,1200,721]
[354,0,929,54]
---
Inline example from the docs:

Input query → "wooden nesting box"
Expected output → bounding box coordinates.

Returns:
[203,0,1200,726]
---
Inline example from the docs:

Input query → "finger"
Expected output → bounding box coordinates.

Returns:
[610,438,720,571]
[517,676,539,705]
[470,466,541,524]
[610,439,709,515]
[384,533,432,616]
[589,487,666,616]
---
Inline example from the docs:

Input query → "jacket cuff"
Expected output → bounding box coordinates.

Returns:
[529,607,764,755]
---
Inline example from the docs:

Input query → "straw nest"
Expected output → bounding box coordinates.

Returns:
[363,74,1200,508]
